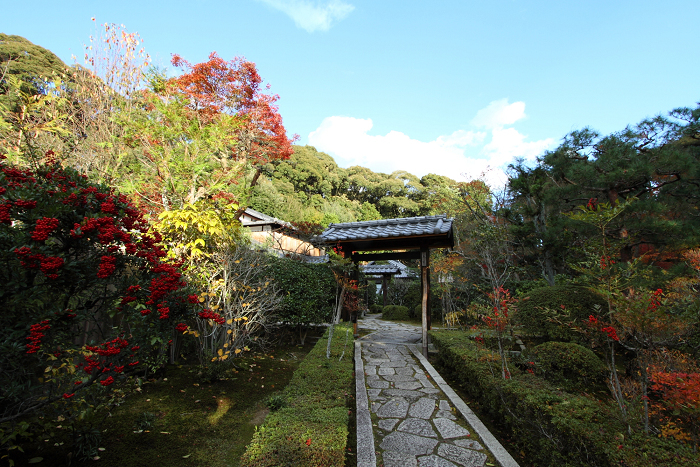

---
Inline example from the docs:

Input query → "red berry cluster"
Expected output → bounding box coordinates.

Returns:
[70,216,123,245]
[0,201,11,223]
[79,336,138,386]
[85,337,129,356]
[157,305,170,320]
[601,326,619,341]
[1,166,36,187]
[14,199,37,209]
[175,323,189,333]
[14,247,64,279]
[96,255,117,278]
[100,198,117,214]
[146,263,185,307]
[647,288,663,311]
[31,217,60,242]
[100,376,115,386]
[588,315,620,341]
[26,320,51,354]
[198,310,225,325]
[120,285,141,304]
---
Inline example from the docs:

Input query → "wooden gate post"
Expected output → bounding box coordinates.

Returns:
[421,246,430,358]
[382,275,388,307]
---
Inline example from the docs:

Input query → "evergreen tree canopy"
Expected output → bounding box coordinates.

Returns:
[0,34,68,97]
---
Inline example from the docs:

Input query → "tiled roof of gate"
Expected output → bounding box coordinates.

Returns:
[320,215,453,243]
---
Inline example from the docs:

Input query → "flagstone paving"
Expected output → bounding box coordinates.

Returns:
[355,315,520,467]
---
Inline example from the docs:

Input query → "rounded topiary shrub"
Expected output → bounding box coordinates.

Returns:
[382,305,409,321]
[515,285,607,341]
[369,304,384,314]
[530,341,607,391]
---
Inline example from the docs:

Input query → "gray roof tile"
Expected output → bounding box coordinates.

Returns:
[361,264,401,275]
[320,215,453,243]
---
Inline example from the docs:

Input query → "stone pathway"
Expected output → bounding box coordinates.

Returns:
[355,315,519,467]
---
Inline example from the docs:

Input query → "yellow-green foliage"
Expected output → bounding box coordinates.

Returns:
[240,324,354,467]
[155,201,240,260]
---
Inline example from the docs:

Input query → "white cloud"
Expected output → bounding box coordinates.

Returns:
[307,99,555,189]
[471,98,527,129]
[308,116,487,180]
[436,129,486,148]
[256,0,354,32]
[484,127,554,166]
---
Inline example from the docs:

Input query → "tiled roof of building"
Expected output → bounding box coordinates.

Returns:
[304,254,329,264]
[240,208,291,229]
[361,260,418,278]
[320,215,453,243]
[361,264,401,275]
[389,260,418,279]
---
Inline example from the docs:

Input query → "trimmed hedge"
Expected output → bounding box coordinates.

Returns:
[240,324,354,467]
[369,304,384,314]
[269,257,336,327]
[431,330,699,467]
[530,341,606,392]
[515,285,607,342]
[382,305,409,320]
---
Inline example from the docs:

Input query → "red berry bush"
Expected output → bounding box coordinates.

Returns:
[0,154,198,437]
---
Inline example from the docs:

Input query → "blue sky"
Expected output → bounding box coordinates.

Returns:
[2,0,698,186]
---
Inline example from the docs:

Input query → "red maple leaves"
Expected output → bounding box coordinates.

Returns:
[170,52,297,165]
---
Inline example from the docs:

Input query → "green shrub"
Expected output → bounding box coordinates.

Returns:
[240,325,354,467]
[369,304,384,314]
[386,280,440,318]
[382,305,409,320]
[270,257,336,327]
[530,342,606,392]
[515,285,607,341]
[414,304,422,317]
[430,330,699,467]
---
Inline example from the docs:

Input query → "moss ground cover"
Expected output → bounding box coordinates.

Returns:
[14,334,323,467]
[240,324,355,467]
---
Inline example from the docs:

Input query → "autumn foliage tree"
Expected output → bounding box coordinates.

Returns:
[168,52,296,217]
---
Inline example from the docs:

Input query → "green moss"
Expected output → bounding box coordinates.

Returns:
[15,343,314,467]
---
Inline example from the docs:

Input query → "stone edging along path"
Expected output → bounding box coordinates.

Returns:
[355,317,520,467]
